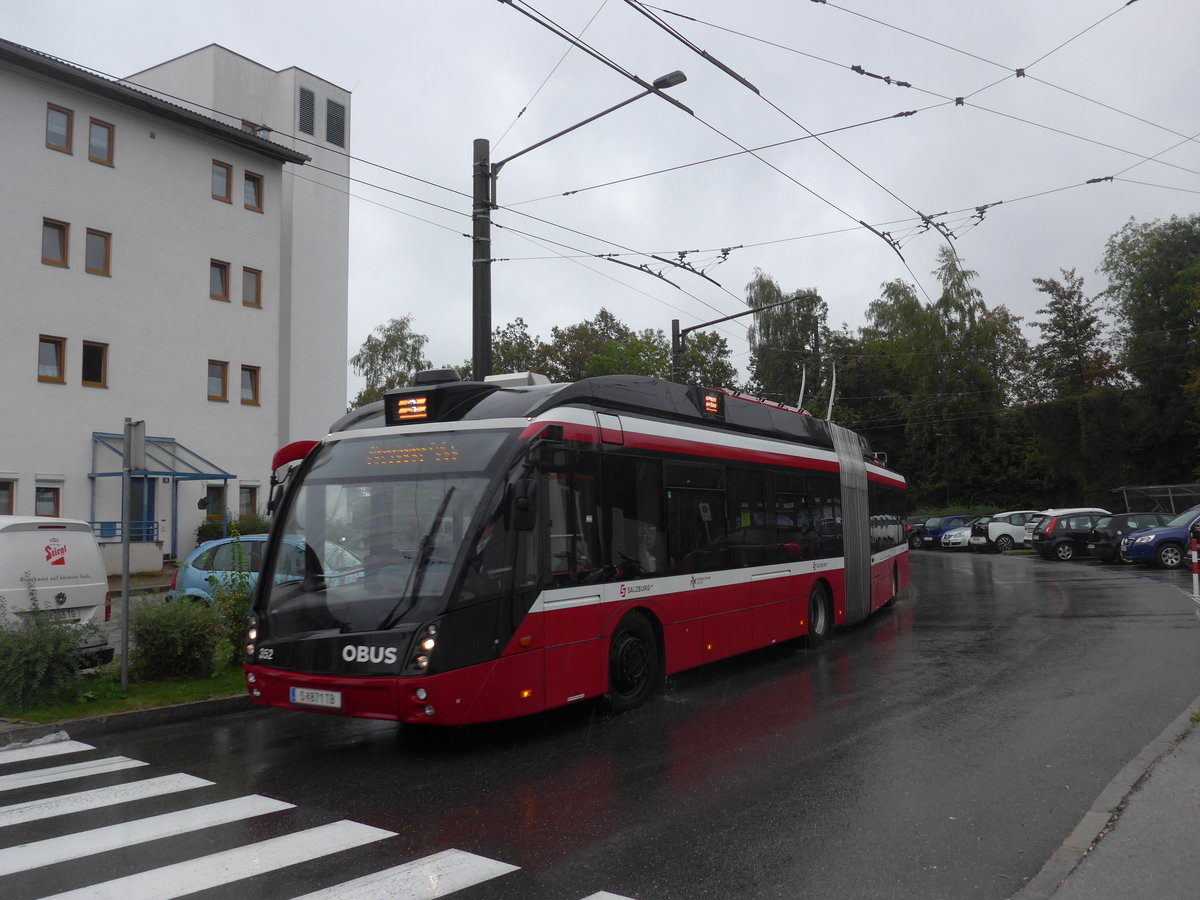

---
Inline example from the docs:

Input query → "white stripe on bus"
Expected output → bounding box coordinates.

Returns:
[0,794,294,875]
[528,558,847,615]
[0,740,95,766]
[291,848,519,899]
[41,820,395,900]
[0,757,147,793]
[0,773,212,828]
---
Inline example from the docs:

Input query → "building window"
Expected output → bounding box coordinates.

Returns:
[0,481,13,515]
[298,87,315,135]
[38,336,66,383]
[42,219,69,266]
[242,267,262,307]
[212,160,232,202]
[210,260,230,300]
[244,171,263,212]
[46,104,72,153]
[85,229,111,275]
[205,484,226,521]
[240,365,260,405]
[208,360,228,401]
[35,486,61,517]
[82,341,108,387]
[88,119,114,165]
[326,99,346,147]
[239,485,259,516]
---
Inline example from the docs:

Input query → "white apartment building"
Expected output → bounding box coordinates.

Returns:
[0,39,350,572]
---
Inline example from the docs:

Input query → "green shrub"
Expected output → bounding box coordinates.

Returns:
[0,593,90,713]
[212,578,254,666]
[195,509,270,544]
[129,598,220,680]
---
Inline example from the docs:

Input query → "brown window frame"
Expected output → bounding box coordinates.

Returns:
[208,360,229,402]
[38,335,66,384]
[240,365,261,406]
[35,485,61,518]
[242,267,262,308]
[85,229,111,275]
[88,118,114,165]
[46,104,73,153]
[212,160,232,202]
[244,171,264,212]
[0,480,14,516]
[42,218,69,267]
[205,484,226,522]
[82,341,109,387]
[210,259,231,301]
[239,485,259,516]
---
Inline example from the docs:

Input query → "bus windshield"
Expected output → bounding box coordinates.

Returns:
[260,429,514,638]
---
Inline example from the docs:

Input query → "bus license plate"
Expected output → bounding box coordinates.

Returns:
[290,687,342,709]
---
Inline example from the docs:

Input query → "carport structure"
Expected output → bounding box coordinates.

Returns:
[1112,484,1200,514]
[90,432,234,560]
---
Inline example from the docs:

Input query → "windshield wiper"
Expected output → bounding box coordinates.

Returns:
[377,487,455,631]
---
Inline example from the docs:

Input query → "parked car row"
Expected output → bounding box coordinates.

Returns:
[909,504,1200,570]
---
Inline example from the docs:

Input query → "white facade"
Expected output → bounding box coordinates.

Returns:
[0,40,350,572]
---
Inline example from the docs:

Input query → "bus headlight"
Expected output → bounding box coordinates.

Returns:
[245,616,258,660]
[410,623,438,671]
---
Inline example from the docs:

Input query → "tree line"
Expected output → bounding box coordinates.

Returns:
[350,213,1200,512]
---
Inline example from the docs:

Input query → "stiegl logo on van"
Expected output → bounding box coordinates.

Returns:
[44,542,67,566]
[342,645,398,665]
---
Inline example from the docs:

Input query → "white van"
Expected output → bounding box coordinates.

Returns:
[0,515,114,664]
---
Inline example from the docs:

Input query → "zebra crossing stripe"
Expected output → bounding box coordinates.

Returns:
[581,893,639,900]
[292,848,519,899]
[41,819,396,900]
[0,794,294,875]
[0,773,212,828]
[0,757,147,793]
[0,741,95,766]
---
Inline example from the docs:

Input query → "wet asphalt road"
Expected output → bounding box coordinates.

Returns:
[6,551,1200,899]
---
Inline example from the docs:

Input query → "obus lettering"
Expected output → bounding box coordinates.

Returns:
[341,645,398,665]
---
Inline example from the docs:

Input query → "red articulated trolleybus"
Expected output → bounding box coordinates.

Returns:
[244,371,909,726]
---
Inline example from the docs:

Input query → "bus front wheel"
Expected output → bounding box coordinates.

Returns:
[805,584,832,647]
[604,612,659,712]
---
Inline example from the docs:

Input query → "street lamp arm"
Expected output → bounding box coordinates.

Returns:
[492,90,654,178]
[671,293,809,384]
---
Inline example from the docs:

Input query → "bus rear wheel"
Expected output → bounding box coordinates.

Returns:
[604,612,659,713]
[805,584,832,647]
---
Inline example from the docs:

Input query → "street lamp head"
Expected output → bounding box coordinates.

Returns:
[653,70,687,89]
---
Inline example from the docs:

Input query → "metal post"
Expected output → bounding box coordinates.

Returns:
[120,419,145,693]
[671,319,681,383]
[1191,531,1198,603]
[472,138,492,381]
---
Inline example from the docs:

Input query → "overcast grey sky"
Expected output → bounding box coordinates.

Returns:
[8,1,1198,401]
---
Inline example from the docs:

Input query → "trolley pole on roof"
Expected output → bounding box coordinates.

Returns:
[471,71,690,382]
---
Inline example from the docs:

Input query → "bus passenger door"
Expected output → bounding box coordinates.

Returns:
[540,447,608,706]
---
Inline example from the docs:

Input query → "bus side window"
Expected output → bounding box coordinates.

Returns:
[545,452,602,586]
[604,455,666,578]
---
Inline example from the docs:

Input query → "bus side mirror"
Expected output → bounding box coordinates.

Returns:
[513,477,537,531]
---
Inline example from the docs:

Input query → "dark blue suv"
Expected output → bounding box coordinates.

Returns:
[1120,505,1200,569]
[916,514,975,549]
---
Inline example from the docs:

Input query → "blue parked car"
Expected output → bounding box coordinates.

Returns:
[917,514,975,549]
[1120,505,1200,570]
[167,533,361,603]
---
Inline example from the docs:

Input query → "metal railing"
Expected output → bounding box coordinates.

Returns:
[92,520,160,541]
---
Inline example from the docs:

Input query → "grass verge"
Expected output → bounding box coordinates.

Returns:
[9,664,245,724]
